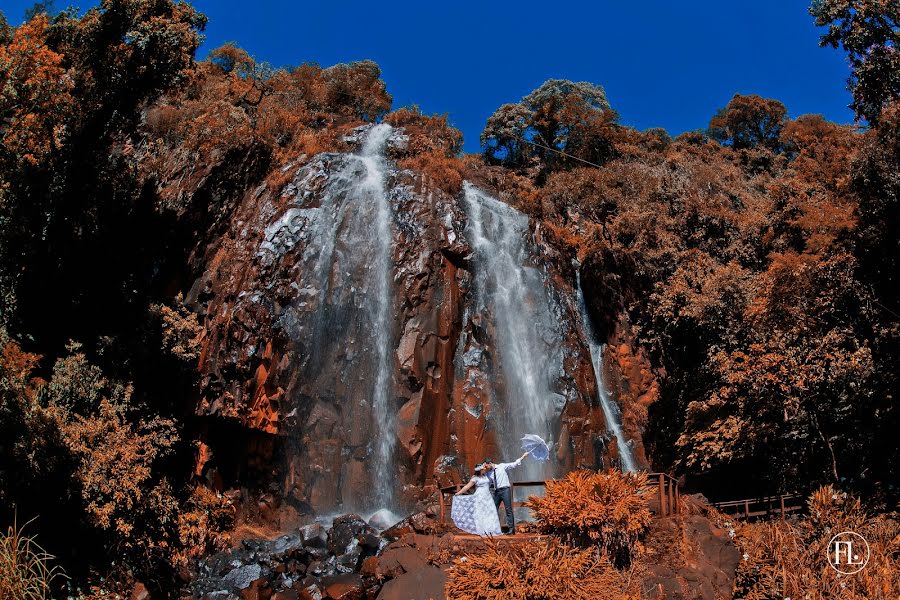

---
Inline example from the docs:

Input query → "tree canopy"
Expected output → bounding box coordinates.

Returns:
[810,0,900,124]
[481,78,616,171]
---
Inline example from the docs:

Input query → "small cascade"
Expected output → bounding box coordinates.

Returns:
[575,270,637,472]
[463,183,562,480]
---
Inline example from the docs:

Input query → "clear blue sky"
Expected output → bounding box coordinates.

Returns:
[4,1,856,152]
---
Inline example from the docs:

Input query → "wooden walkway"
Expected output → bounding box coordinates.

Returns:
[711,493,804,520]
[437,472,682,528]
[437,471,802,531]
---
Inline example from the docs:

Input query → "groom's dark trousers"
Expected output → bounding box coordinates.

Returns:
[492,486,515,533]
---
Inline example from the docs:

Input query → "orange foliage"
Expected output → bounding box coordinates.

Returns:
[386,106,464,194]
[398,152,465,195]
[0,15,74,165]
[142,48,395,210]
[732,486,899,599]
[385,106,463,156]
[446,539,642,600]
[525,469,651,565]
[172,485,235,568]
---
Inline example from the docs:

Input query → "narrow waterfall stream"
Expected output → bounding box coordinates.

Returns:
[266,124,397,512]
[360,125,398,508]
[575,270,638,472]
[463,183,562,481]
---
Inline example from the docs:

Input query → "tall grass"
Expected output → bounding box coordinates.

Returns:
[0,516,65,600]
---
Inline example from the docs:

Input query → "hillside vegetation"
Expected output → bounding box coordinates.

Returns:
[0,0,897,596]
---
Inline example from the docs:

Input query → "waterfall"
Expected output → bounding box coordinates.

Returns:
[463,183,562,480]
[575,270,637,472]
[361,124,397,508]
[266,124,397,511]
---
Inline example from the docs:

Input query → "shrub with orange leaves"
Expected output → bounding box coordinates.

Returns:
[732,486,899,599]
[385,106,463,157]
[172,485,235,569]
[398,151,465,195]
[525,469,651,566]
[445,538,642,600]
[385,106,465,194]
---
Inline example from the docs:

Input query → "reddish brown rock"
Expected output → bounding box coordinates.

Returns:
[131,582,150,600]
[376,546,428,579]
[375,566,446,600]
[321,573,364,600]
[603,315,658,469]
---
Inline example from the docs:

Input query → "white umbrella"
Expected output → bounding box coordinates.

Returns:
[521,434,550,461]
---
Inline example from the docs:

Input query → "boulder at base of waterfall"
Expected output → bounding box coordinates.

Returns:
[321,573,364,600]
[299,523,328,548]
[382,511,439,541]
[224,564,265,590]
[327,514,377,555]
[367,509,401,531]
[375,566,446,600]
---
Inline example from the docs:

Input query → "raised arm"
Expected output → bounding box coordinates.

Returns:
[455,478,476,496]
[501,452,530,470]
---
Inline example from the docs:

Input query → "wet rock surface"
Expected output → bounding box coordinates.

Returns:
[191,513,448,600]
[187,124,650,517]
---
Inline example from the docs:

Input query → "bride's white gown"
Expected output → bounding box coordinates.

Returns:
[451,475,502,536]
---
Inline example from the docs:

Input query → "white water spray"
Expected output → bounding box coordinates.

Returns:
[575,270,637,472]
[361,124,397,508]
[463,183,562,480]
[265,124,397,511]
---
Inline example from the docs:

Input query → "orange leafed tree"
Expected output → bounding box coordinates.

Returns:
[0,14,74,166]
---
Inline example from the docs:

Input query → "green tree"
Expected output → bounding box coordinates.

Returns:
[0,10,12,44]
[24,1,56,21]
[810,0,900,124]
[480,102,531,166]
[481,79,612,169]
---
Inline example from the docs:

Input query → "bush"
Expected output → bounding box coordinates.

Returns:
[525,469,651,565]
[398,152,465,195]
[732,486,899,599]
[445,539,641,600]
[172,485,235,569]
[0,516,64,600]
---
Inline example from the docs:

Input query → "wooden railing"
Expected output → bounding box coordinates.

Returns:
[438,474,683,522]
[438,471,799,525]
[646,472,680,517]
[711,493,804,520]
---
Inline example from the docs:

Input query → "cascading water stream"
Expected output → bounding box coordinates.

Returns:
[463,183,562,481]
[359,125,397,508]
[575,270,637,472]
[265,124,397,512]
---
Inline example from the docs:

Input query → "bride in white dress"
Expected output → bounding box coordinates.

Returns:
[450,463,502,536]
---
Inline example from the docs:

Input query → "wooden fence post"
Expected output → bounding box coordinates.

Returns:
[658,473,666,516]
[667,477,674,516]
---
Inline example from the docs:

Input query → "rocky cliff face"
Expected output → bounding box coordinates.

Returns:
[187,125,649,517]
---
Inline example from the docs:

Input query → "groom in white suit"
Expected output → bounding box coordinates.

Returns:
[484,452,529,534]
